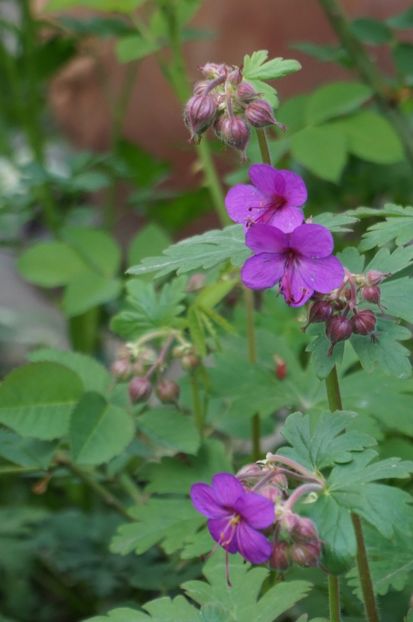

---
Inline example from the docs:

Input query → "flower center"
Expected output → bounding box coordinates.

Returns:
[272,195,287,211]
[219,514,240,547]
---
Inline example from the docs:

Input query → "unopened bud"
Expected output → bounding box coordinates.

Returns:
[270,541,290,571]
[367,270,388,286]
[292,516,319,541]
[258,484,282,503]
[237,80,257,102]
[245,99,277,128]
[184,94,218,140]
[129,376,152,403]
[281,510,300,534]
[352,309,376,335]
[111,359,131,381]
[200,62,227,79]
[291,540,321,567]
[186,273,206,292]
[274,355,287,380]
[193,80,211,95]
[182,353,200,370]
[362,285,381,305]
[215,115,250,152]
[156,378,180,403]
[326,315,352,353]
[227,67,242,85]
[131,359,145,376]
[308,300,334,324]
[236,463,263,481]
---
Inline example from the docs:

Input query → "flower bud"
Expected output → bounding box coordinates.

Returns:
[131,359,145,376]
[200,62,227,78]
[156,378,180,403]
[215,115,250,152]
[227,67,242,85]
[274,355,287,380]
[352,309,376,335]
[111,359,131,381]
[292,516,319,541]
[308,300,333,324]
[362,285,381,305]
[116,345,131,361]
[326,315,353,350]
[245,99,276,128]
[184,94,218,140]
[129,376,152,403]
[193,80,211,95]
[291,540,321,567]
[258,484,283,503]
[281,510,300,534]
[236,463,263,481]
[367,270,388,286]
[270,541,290,571]
[237,81,257,102]
[186,273,206,292]
[181,353,200,370]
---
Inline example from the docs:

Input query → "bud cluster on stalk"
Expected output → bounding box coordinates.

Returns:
[184,62,283,154]
[305,269,389,355]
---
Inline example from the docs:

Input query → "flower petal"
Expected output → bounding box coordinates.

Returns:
[280,264,314,307]
[298,255,345,294]
[241,254,284,290]
[208,517,238,553]
[190,483,227,519]
[249,163,281,197]
[245,223,288,254]
[289,224,334,258]
[236,522,272,564]
[267,205,305,233]
[234,492,275,529]
[225,184,267,223]
[278,170,307,208]
[211,473,244,507]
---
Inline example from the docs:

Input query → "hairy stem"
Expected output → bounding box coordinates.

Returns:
[191,371,204,435]
[328,575,341,622]
[256,128,272,165]
[319,0,413,172]
[284,482,323,511]
[244,287,261,458]
[325,366,379,622]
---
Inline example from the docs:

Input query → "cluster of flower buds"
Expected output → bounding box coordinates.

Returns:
[110,342,180,405]
[184,62,283,154]
[306,269,389,355]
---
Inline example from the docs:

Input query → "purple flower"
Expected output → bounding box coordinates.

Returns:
[225,164,307,233]
[190,472,274,564]
[241,223,344,307]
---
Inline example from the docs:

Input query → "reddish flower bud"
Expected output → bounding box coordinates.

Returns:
[193,80,211,95]
[156,378,180,403]
[186,273,206,292]
[111,359,131,381]
[362,285,381,305]
[184,94,218,139]
[131,359,145,376]
[291,540,321,567]
[227,67,242,85]
[128,376,152,403]
[270,541,290,571]
[181,353,200,370]
[274,355,287,380]
[215,115,250,152]
[292,516,319,541]
[352,309,376,335]
[281,510,300,534]
[367,270,388,286]
[326,315,353,351]
[200,62,227,78]
[309,300,334,324]
[245,99,276,128]
[236,463,263,480]
[259,484,283,503]
[237,80,257,102]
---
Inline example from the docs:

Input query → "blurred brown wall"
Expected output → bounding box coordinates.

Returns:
[40,0,411,176]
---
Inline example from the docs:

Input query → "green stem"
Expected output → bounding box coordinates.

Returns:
[325,366,379,622]
[318,0,413,172]
[256,128,272,165]
[118,473,143,504]
[191,371,204,434]
[244,286,261,459]
[328,575,341,622]
[68,307,100,354]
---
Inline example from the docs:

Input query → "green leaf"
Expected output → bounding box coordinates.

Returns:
[128,224,171,269]
[141,439,232,495]
[18,242,86,287]
[85,608,147,622]
[366,245,413,275]
[0,363,83,440]
[337,246,365,273]
[183,553,311,622]
[381,278,413,323]
[291,42,349,65]
[350,18,392,44]
[28,348,111,394]
[359,204,413,250]
[305,81,372,125]
[0,430,56,470]
[392,43,413,85]
[306,323,344,379]
[312,211,358,233]
[137,407,201,455]
[110,498,204,556]
[350,319,412,379]
[85,597,199,622]
[277,95,309,134]
[291,125,347,182]
[47,0,146,10]
[69,392,134,465]
[62,272,121,317]
[127,225,248,278]
[243,79,279,108]
[61,228,121,278]
[111,277,186,339]
[116,36,161,63]
[387,6,413,29]
[279,411,375,472]
[335,111,403,164]
[243,50,301,81]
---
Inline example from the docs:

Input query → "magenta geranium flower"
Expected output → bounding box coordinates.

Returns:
[225,163,307,233]
[241,223,344,307]
[190,472,274,564]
